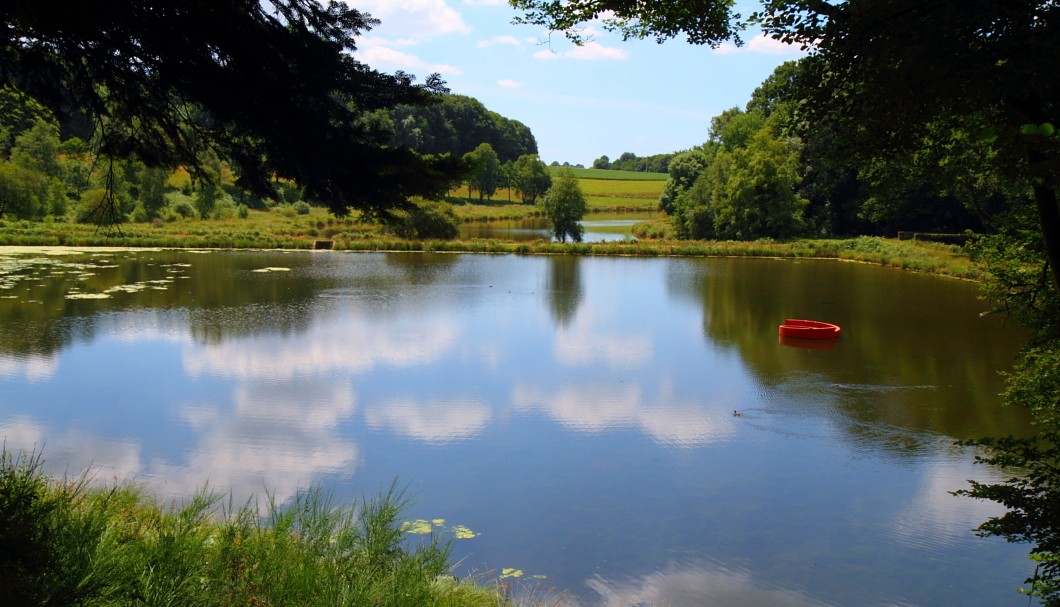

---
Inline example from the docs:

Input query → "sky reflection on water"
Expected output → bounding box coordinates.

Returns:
[0,249,1038,606]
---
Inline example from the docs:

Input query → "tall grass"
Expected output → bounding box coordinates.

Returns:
[0,450,505,607]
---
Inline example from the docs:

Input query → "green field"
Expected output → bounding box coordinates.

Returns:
[549,166,668,181]
[447,170,665,215]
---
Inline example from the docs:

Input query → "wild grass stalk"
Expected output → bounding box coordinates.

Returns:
[0,450,508,607]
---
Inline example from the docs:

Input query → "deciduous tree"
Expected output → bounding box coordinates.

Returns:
[512,155,552,204]
[540,168,588,243]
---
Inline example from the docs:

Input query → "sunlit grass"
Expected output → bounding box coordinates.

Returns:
[548,167,668,181]
[578,179,664,199]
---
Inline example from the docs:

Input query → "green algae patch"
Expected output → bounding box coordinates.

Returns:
[400,519,479,539]
[451,524,478,539]
[400,519,435,535]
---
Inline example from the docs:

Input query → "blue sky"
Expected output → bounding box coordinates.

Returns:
[349,1,805,167]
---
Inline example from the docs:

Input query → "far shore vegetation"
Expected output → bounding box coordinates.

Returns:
[0,209,982,278]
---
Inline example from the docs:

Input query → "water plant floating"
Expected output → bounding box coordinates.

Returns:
[778,319,841,340]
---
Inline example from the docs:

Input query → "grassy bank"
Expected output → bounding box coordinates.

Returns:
[0,450,512,607]
[0,212,982,281]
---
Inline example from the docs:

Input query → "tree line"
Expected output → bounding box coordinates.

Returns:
[0,83,548,228]
[592,151,674,173]
[658,59,1009,242]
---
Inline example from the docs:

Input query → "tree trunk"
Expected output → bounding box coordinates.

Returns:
[1033,182,1060,294]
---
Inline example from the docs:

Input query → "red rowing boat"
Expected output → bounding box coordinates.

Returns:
[778,319,841,339]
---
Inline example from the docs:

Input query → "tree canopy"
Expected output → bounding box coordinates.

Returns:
[1,0,466,217]
[379,94,538,164]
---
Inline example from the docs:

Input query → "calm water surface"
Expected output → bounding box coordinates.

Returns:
[0,248,1036,606]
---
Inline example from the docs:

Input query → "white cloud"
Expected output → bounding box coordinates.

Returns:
[568,41,628,60]
[534,41,628,61]
[351,0,471,37]
[715,34,804,56]
[355,46,463,76]
[478,34,522,48]
[463,0,505,5]
[358,35,421,49]
[497,79,527,88]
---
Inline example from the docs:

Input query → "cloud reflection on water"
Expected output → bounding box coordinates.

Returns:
[512,382,736,447]
[584,560,833,607]
[553,328,653,369]
[889,454,1010,551]
[0,417,142,482]
[364,397,492,444]
[151,379,361,505]
[0,353,59,381]
[182,319,458,379]
[0,378,362,507]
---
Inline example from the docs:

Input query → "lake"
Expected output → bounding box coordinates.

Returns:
[0,248,1036,606]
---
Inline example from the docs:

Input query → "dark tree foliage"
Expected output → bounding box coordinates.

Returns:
[382,95,537,164]
[606,151,673,173]
[1,0,466,217]
[511,0,742,46]
[780,1,1060,289]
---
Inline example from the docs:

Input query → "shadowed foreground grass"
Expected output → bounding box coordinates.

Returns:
[0,450,518,607]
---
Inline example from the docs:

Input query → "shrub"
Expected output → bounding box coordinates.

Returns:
[75,188,124,224]
[293,200,312,215]
[130,203,150,223]
[388,201,460,240]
